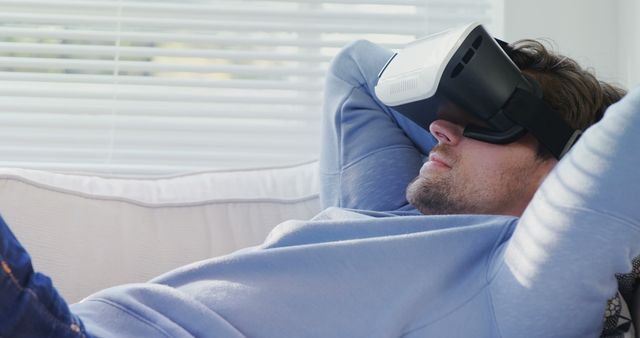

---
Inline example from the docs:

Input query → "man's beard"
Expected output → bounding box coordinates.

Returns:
[406,169,474,215]
[406,144,535,216]
[406,144,472,215]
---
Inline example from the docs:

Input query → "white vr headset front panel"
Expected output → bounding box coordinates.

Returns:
[375,22,480,106]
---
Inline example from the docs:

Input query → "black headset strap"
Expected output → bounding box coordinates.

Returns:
[503,88,581,159]
[494,38,514,58]
[494,40,580,158]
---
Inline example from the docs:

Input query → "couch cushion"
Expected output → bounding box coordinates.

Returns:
[0,161,321,302]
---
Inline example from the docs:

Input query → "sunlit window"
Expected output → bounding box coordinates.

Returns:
[0,0,500,175]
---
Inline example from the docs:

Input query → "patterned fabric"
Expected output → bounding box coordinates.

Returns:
[601,256,640,337]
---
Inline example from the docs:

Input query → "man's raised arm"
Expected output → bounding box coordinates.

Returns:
[490,87,640,337]
[320,40,436,211]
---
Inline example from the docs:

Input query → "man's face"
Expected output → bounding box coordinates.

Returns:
[406,114,557,217]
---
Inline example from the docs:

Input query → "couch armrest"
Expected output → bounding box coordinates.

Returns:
[0,161,321,302]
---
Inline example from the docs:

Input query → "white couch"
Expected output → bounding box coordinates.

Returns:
[0,161,321,303]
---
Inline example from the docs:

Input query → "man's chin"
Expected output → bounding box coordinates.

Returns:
[406,175,464,215]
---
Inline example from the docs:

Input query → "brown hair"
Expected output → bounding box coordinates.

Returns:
[508,39,627,159]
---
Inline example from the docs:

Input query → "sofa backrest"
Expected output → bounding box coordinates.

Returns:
[0,161,321,302]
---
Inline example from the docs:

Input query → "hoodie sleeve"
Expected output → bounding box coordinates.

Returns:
[319,40,437,212]
[488,87,640,338]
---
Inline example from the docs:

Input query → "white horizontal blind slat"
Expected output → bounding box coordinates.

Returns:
[0,79,324,97]
[0,56,328,76]
[0,0,435,11]
[0,42,336,62]
[0,0,498,175]
[0,27,412,49]
[0,112,319,132]
[0,72,324,91]
[0,17,429,35]
[1,9,428,24]
[0,98,323,120]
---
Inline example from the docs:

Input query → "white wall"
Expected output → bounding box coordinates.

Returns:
[618,0,640,89]
[500,0,639,90]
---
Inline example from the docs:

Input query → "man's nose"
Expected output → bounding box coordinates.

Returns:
[429,119,464,145]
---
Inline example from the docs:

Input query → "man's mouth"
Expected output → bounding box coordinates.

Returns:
[428,153,452,168]
[419,152,452,176]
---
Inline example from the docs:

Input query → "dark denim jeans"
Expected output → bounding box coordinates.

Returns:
[0,214,90,338]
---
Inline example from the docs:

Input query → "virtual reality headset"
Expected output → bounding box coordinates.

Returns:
[375,23,582,159]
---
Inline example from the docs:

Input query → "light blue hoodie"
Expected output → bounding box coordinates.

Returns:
[67,40,640,337]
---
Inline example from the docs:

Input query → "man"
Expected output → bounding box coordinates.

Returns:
[320,38,631,337]
[321,39,624,217]
[0,34,637,337]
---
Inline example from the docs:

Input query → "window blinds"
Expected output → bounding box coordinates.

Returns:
[0,0,499,176]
